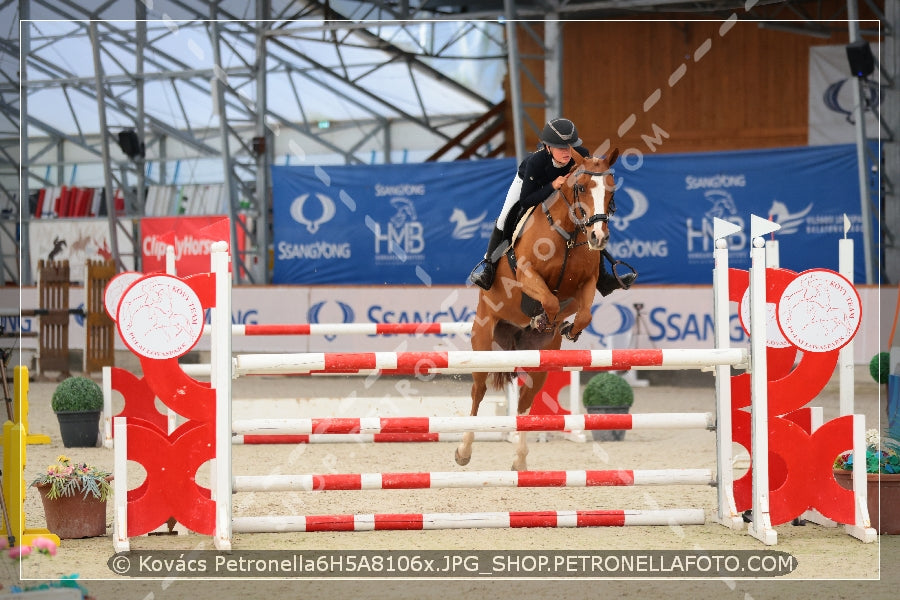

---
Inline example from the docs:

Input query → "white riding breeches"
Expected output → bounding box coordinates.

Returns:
[495,175,524,229]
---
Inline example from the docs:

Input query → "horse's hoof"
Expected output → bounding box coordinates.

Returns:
[560,322,581,342]
[529,313,548,331]
[529,313,554,333]
[454,449,471,466]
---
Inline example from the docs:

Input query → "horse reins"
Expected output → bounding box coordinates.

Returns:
[539,167,615,294]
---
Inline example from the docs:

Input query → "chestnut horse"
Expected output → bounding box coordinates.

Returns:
[456,149,620,471]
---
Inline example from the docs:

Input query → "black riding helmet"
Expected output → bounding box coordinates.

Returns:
[540,118,582,148]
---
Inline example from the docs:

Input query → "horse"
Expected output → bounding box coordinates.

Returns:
[456,149,620,471]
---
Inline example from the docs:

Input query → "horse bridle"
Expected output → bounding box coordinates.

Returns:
[542,166,616,248]
[537,164,616,295]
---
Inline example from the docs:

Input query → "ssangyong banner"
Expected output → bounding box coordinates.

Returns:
[603,143,865,284]
[272,144,864,285]
[141,215,230,276]
[271,159,516,284]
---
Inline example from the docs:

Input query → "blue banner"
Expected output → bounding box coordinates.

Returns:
[272,144,865,285]
[272,158,516,284]
[606,143,864,283]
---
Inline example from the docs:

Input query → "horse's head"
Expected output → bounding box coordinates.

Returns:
[564,149,619,251]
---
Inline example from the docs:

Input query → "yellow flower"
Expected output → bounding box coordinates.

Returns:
[56,455,70,464]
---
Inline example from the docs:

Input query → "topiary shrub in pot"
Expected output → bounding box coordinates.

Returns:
[582,372,634,441]
[51,375,103,447]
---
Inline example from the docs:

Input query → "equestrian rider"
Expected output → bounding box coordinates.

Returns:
[468,117,637,295]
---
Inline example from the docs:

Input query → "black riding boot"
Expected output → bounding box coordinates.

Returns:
[469,226,507,290]
[596,253,637,297]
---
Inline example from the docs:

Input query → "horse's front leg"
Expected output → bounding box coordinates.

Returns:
[560,281,598,342]
[456,371,488,466]
[519,263,559,329]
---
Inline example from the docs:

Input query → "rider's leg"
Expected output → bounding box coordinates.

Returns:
[468,226,507,290]
[468,176,522,290]
[596,252,637,296]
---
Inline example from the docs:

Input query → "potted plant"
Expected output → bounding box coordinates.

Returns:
[1,535,96,597]
[833,429,900,535]
[51,375,103,447]
[582,372,634,441]
[31,455,112,540]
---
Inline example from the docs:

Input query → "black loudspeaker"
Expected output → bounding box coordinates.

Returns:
[845,40,875,78]
[117,129,144,159]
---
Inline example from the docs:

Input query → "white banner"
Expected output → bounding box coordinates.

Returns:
[809,44,881,146]
[28,218,136,283]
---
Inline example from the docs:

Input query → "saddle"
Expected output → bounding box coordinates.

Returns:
[503,207,637,319]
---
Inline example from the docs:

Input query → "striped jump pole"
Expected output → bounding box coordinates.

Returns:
[233,468,713,492]
[204,322,472,337]
[233,432,505,444]
[231,412,715,437]
[232,509,707,533]
[231,348,748,377]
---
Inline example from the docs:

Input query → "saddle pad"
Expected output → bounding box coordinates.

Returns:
[511,205,537,245]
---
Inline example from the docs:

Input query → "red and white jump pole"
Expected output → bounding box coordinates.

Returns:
[206,322,472,337]
[230,347,747,376]
[231,412,714,437]
[232,509,707,533]
[233,468,713,492]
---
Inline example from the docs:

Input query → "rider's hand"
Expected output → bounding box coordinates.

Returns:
[552,176,566,191]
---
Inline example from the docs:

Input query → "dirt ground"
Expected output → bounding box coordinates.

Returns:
[3,364,899,599]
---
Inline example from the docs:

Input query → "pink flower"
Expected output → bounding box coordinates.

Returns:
[8,545,32,559]
[31,537,57,556]
[0,538,8,550]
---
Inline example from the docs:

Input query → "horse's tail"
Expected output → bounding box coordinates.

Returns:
[490,371,515,391]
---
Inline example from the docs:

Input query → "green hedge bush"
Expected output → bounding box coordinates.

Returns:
[51,376,103,412]
[582,372,634,407]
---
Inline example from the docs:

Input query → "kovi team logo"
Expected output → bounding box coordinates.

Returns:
[734,267,860,354]
[116,274,205,360]
[290,192,336,234]
[776,269,860,353]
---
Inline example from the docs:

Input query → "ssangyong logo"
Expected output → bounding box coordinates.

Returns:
[290,193,336,233]
[308,300,354,341]
[279,192,350,261]
[609,187,649,232]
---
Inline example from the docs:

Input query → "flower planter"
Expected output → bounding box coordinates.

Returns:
[35,483,108,539]
[55,410,101,447]
[833,469,900,535]
[585,405,629,441]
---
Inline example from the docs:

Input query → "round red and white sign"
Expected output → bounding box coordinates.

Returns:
[739,289,791,349]
[116,274,205,360]
[776,269,861,353]
[104,271,143,321]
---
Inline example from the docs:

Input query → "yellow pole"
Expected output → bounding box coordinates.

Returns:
[0,366,59,547]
